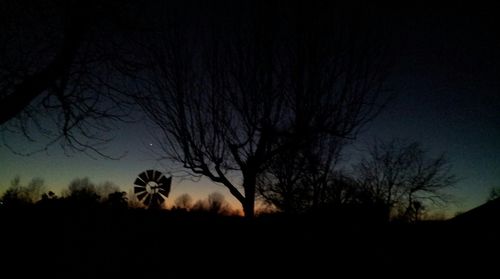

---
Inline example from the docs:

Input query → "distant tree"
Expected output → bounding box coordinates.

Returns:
[64,177,100,206]
[257,136,356,215]
[126,189,144,208]
[96,181,121,202]
[41,191,57,201]
[174,193,193,210]
[488,186,500,201]
[37,190,59,207]
[105,191,128,209]
[25,177,45,202]
[1,176,46,207]
[135,2,391,218]
[354,139,457,222]
[190,192,232,215]
[207,192,228,214]
[191,199,208,212]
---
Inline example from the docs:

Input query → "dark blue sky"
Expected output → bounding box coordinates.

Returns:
[352,9,500,213]
[358,69,500,214]
[1,3,499,215]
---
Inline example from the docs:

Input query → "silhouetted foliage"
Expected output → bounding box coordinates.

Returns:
[126,189,144,208]
[189,192,234,215]
[63,177,100,207]
[191,199,208,212]
[174,193,193,210]
[41,191,57,201]
[354,139,457,222]
[488,186,500,201]
[134,2,391,218]
[1,176,45,208]
[105,191,128,209]
[207,192,228,214]
[37,190,60,208]
[96,181,121,202]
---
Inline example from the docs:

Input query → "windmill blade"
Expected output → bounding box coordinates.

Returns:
[155,193,165,204]
[137,191,149,201]
[158,188,170,198]
[158,175,172,184]
[143,194,152,206]
[146,170,155,181]
[134,186,146,194]
[155,194,165,206]
[134,177,147,187]
[138,171,148,183]
[158,176,171,187]
[152,170,162,181]
[160,182,171,192]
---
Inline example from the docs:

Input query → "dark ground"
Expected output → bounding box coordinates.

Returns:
[1,207,498,278]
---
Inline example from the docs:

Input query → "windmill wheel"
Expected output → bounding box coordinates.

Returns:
[134,170,171,209]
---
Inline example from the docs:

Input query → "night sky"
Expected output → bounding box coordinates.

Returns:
[1,3,499,215]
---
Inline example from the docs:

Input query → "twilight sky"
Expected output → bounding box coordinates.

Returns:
[1,3,499,215]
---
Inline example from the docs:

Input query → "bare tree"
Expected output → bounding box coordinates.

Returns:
[0,0,134,157]
[354,139,457,222]
[257,136,349,214]
[135,2,390,218]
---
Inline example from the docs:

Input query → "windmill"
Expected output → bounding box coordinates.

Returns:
[133,170,171,209]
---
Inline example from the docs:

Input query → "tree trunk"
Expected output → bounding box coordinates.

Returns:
[242,172,256,219]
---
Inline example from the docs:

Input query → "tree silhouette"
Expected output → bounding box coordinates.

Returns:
[41,191,57,201]
[257,135,353,215]
[63,177,100,207]
[96,181,121,202]
[0,0,133,156]
[105,191,128,209]
[354,139,457,222]
[135,2,390,218]
[189,192,232,215]
[1,176,45,208]
[174,193,193,210]
[488,186,500,201]
[37,191,59,208]
[207,192,228,215]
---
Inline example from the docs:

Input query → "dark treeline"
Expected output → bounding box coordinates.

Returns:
[258,138,456,223]
[0,175,498,277]
[1,176,127,210]
[0,136,457,223]
[1,198,499,277]
[0,176,243,215]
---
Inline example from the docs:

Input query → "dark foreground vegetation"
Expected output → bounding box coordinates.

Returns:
[1,205,498,278]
